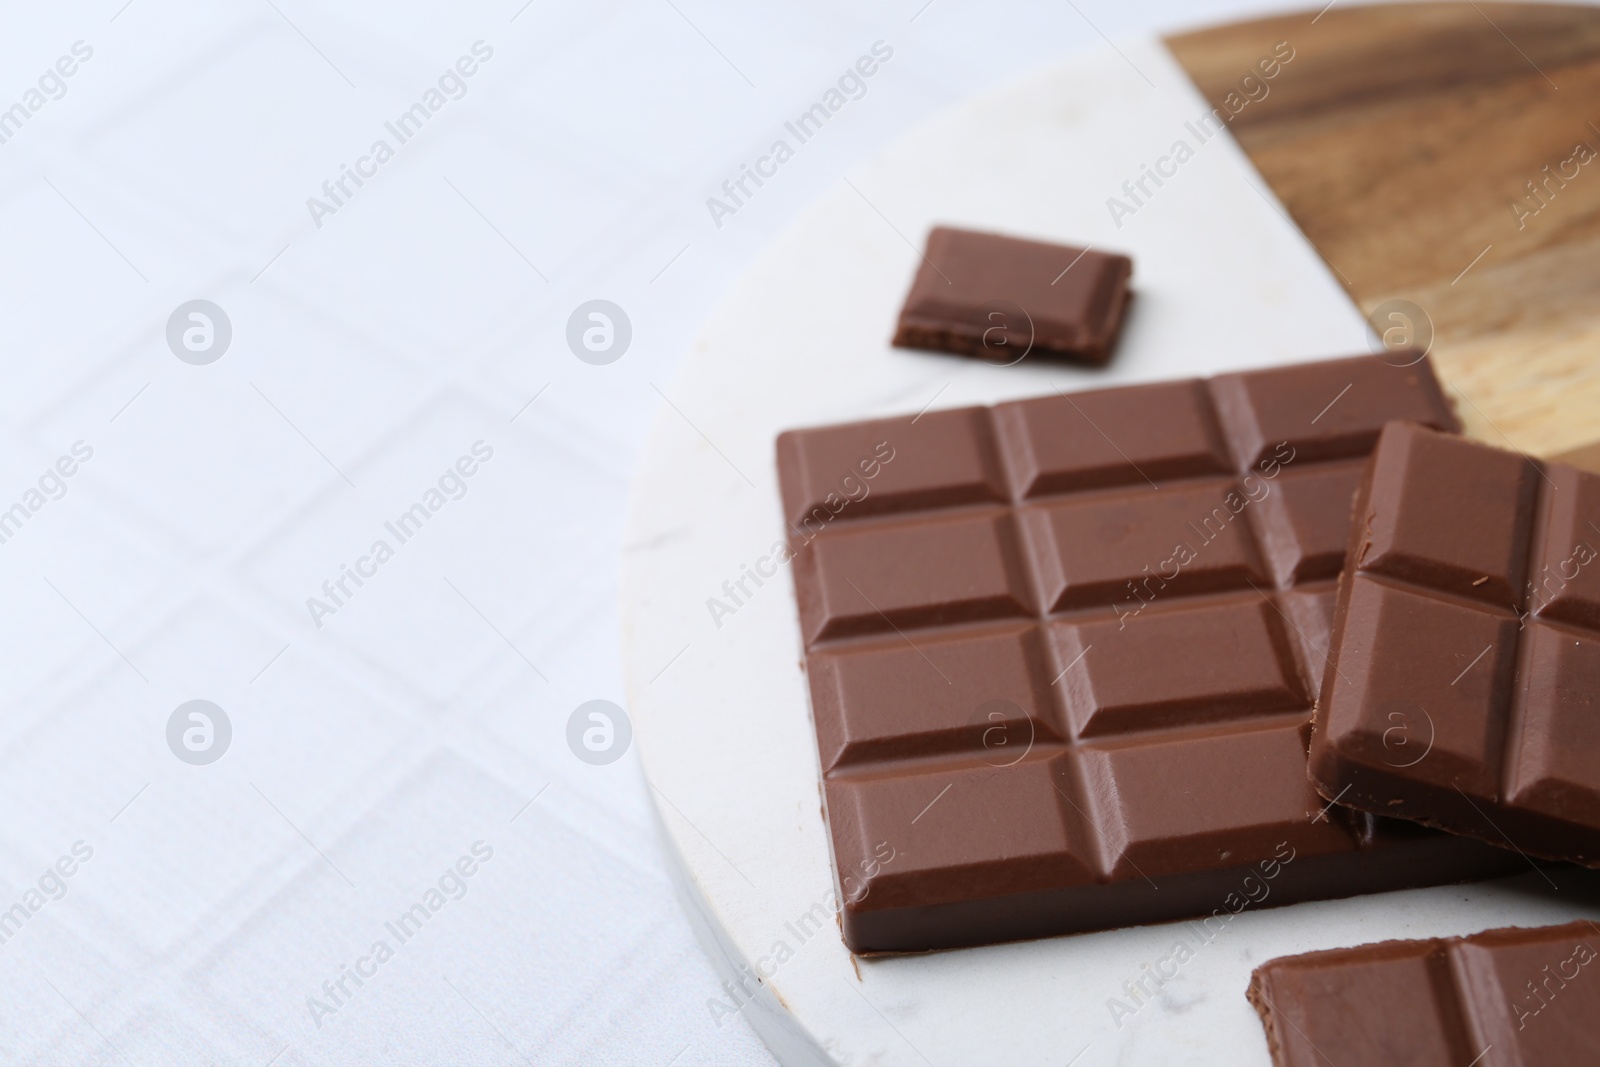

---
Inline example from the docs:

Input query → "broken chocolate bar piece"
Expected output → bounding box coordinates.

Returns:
[1248,921,1600,1067]
[776,355,1521,953]
[891,226,1132,365]
[1311,421,1600,867]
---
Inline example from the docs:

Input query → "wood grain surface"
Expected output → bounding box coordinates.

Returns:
[1168,2,1600,469]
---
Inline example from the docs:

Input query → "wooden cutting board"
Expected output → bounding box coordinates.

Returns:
[1169,1,1600,470]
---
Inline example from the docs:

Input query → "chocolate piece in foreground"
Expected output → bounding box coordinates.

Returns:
[891,226,1132,365]
[777,355,1521,954]
[1311,421,1600,866]
[1248,921,1600,1066]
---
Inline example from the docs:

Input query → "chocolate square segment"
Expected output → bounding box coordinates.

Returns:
[825,756,1100,912]
[808,623,1062,773]
[793,510,1033,644]
[1508,624,1600,827]
[1251,462,1366,584]
[1535,463,1600,627]
[1311,421,1600,866]
[775,406,1005,532]
[992,380,1230,496]
[1249,922,1600,1067]
[1251,938,1464,1067]
[892,227,1132,365]
[1319,576,1518,799]
[1053,599,1305,739]
[1210,356,1456,468]
[1020,480,1270,612]
[778,355,1518,954]
[1080,722,1356,877]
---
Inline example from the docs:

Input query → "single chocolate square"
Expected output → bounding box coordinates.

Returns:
[1248,921,1600,1066]
[776,355,1521,954]
[891,226,1132,365]
[1310,421,1600,866]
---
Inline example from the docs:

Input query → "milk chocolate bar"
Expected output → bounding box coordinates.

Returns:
[777,355,1520,953]
[1248,921,1600,1066]
[1311,421,1600,866]
[891,227,1132,365]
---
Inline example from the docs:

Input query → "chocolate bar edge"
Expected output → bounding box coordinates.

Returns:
[840,826,1522,954]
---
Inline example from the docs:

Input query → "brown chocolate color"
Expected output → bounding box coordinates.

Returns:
[891,227,1132,365]
[1311,421,1600,866]
[1248,921,1600,1067]
[777,355,1521,954]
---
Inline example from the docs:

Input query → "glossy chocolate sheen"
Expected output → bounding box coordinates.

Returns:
[891,226,1132,365]
[1248,921,1600,1066]
[777,355,1521,954]
[1311,421,1600,866]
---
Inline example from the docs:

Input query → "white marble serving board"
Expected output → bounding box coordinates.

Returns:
[619,34,1596,1066]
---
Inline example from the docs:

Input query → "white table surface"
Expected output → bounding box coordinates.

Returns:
[0,2,1422,1064]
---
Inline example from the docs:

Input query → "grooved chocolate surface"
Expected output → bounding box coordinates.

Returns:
[1311,421,1600,866]
[1248,921,1600,1067]
[891,227,1133,365]
[776,355,1521,954]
